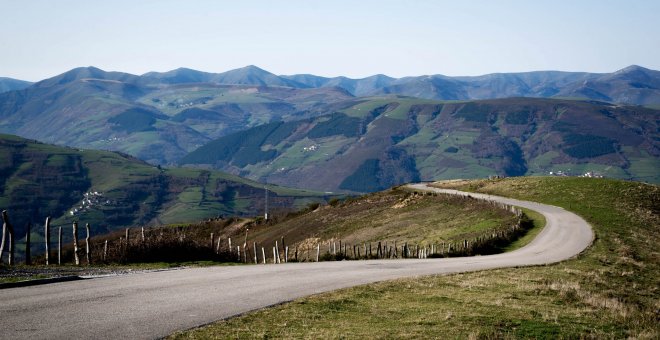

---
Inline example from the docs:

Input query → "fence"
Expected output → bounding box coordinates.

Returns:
[0,194,530,265]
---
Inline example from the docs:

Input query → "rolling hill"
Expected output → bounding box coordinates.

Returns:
[0,134,333,254]
[180,97,660,191]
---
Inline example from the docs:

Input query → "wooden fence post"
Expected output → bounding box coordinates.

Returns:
[273,246,277,263]
[141,227,145,243]
[261,247,266,264]
[24,222,31,265]
[124,228,130,256]
[210,233,215,250]
[0,213,6,264]
[316,243,320,262]
[72,222,80,265]
[244,229,249,262]
[228,238,232,255]
[103,240,108,262]
[1,210,15,265]
[216,237,222,254]
[58,227,62,265]
[284,246,289,263]
[275,241,280,263]
[85,223,91,265]
[253,242,258,264]
[44,216,51,265]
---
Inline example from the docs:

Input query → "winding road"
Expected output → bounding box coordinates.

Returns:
[0,184,594,339]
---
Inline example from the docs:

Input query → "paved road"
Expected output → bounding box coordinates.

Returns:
[0,184,594,339]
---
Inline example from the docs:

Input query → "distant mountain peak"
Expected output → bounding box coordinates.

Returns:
[364,74,395,81]
[243,64,265,70]
[66,66,106,76]
[33,66,140,88]
[172,67,201,72]
[228,65,274,75]
[615,65,650,74]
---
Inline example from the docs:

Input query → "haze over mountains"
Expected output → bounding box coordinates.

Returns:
[4,64,660,103]
[0,64,658,193]
[140,64,660,105]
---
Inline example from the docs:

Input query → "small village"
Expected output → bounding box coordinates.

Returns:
[69,191,113,216]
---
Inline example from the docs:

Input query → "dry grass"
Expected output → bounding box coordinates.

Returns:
[245,188,519,255]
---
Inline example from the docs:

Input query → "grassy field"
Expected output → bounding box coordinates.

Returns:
[171,177,658,339]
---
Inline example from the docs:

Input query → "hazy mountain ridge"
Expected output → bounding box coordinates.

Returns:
[4,64,659,104]
[283,65,660,106]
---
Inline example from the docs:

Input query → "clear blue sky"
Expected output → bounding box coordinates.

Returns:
[1,0,659,81]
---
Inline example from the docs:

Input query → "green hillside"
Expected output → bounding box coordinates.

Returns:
[0,134,332,256]
[181,97,660,191]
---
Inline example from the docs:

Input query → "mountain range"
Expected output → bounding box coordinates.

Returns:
[0,65,658,192]
[284,65,660,106]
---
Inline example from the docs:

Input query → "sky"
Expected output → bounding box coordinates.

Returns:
[1,0,659,81]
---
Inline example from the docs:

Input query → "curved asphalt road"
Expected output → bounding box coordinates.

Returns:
[0,184,594,339]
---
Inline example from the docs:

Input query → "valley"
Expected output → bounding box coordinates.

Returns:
[0,134,332,257]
